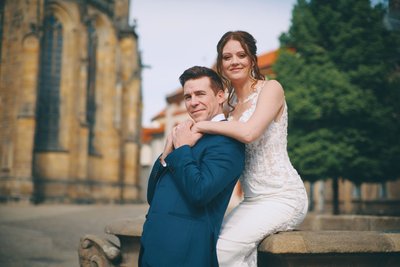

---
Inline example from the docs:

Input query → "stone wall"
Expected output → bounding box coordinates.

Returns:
[0,0,142,203]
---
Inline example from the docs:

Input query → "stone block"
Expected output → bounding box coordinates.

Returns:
[258,231,400,267]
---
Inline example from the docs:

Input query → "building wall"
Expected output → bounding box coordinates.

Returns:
[0,0,142,203]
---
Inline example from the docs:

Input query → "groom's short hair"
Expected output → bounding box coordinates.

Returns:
[179,66,224,95]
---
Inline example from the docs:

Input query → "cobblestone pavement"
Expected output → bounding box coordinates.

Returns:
[0,203,149,267]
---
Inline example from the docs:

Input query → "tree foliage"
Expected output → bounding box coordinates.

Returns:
[275,0,400,184]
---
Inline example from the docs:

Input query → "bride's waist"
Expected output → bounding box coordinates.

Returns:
[240,172,304,191]
[242,182,307,199]
[242,167,299,177]
[241,177,304,188]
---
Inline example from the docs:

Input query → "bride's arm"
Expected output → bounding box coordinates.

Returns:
[195,80,285,144]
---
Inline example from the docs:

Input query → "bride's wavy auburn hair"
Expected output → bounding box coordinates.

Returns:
[216,31,265,111]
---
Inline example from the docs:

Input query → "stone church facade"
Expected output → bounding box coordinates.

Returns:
[0,0,142,203]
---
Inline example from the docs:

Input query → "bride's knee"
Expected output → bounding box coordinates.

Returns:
[218,238,259,266]
[216,238,242,263]
[216,244,232,265]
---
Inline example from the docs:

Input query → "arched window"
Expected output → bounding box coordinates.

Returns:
[0,1,5,71]
[86,20,98,155]
[34,14,63,151]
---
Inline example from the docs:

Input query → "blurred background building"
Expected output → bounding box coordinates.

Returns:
[0,0,142,203]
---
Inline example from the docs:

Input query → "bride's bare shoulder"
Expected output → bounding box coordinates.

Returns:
[259,80,284,98]
[264,79,283,90]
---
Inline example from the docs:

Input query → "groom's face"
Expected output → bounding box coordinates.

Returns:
[183,77,225,122]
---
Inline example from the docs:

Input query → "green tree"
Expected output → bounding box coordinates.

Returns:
[274,0,400,214]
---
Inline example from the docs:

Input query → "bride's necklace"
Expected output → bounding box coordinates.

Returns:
[236,80,265,104]
[237,90,256,105]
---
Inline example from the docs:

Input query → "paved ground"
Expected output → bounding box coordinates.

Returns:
[0,203,149,267]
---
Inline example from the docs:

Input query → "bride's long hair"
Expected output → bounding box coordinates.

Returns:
[216,31,265,112]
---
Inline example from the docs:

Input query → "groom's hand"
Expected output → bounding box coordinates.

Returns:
[172,120,202,148]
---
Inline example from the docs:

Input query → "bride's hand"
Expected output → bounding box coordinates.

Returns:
[190,124,203,145]
[192,121,208,134]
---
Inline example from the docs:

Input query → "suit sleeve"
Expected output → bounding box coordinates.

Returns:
[165,136,244,207]
[146,156,165,205]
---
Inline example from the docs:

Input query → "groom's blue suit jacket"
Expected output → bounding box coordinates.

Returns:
[139,134,244,267]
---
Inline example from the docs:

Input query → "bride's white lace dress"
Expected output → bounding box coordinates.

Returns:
[217,83,308,267]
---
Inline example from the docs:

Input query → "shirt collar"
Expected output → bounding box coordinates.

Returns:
[211,113,226,122]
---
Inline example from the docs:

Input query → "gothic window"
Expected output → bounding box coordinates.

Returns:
[0,1,5,72]
[86,20,98,155]
[34,14,63,151]
[88,0,115,16]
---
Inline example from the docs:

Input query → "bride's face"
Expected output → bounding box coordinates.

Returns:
[221,40,252,82]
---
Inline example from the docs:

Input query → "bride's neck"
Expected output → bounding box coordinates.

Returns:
[232,79,256,103]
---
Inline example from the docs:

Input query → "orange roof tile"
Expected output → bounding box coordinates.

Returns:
[151,108,166,121]
[141,125,165,143]
[258,49,279,68]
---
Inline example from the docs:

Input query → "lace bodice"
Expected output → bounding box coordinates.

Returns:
[229,82,305,197]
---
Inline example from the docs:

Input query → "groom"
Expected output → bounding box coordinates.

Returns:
[139,66,245,267]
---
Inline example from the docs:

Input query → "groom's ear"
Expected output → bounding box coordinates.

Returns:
[216,90,225,104]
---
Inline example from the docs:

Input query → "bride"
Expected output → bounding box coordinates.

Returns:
[193,31,308,267]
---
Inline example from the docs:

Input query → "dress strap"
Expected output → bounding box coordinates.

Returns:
[244,80,266,104]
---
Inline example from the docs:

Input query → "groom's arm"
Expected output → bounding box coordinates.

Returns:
[147,130,175,204]
[146,156,165,205]
[165,136,244,207]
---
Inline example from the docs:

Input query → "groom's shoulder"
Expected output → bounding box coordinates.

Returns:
[203,133,244,147]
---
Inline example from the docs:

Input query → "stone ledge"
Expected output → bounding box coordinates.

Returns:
[258,231,400,267]
[104,216,145,237]
[79,216,400,267]
[259,231,400,254]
